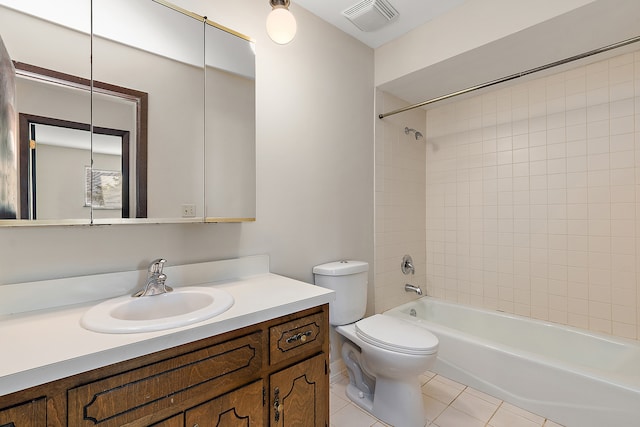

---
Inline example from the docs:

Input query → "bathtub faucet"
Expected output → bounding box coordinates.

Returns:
[404,284,423,295]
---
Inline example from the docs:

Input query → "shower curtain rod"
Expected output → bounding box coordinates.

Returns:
[378,34,640,119]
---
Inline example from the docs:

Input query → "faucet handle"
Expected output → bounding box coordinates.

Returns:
[148,258,166,274]
[401,254,415,275]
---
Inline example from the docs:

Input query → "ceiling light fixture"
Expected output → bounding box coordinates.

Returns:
[266,0,297,45]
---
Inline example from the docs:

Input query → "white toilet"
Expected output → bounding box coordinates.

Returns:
[313,260,438,427]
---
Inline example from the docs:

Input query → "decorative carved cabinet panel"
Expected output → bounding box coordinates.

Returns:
[269,354,327,427]
[0,398,46,427]
[67,333,262,427]
[0,305,329,427]
[186,380,264,427]
[269,312,323,366]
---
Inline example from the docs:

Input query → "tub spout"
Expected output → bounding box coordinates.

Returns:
[404,284,422,295]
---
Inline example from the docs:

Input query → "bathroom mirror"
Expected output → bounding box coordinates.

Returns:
[14,63,148,221]
[204,21,256,221]
[0,0,92,224]
[0,0,256,225]
[92,0,205,223]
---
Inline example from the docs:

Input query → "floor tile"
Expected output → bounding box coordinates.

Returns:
[331,403,380,427]
[421,376,464,405]
[433,406,486,427]
[423,393,448,424]
[419,370,437,385]
[500,402,546,424]
[431,375,465,391]
[330,374,349,398]
[450,388,499,423]
[488,404,545,427]
[330,391,350,415]
[330,370,565,427]
[464,386,502,405]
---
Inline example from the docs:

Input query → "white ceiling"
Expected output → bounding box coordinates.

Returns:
[294,0,640,114]
[294,0,468,49]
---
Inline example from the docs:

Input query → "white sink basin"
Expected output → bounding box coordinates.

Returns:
[81,286,234,333]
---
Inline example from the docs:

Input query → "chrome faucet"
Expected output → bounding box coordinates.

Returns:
[133,258,173,297]
[404,283,423,296]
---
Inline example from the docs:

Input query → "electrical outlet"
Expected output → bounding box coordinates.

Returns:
[181,204,196,218]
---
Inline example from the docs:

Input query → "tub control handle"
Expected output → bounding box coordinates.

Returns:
[286,330,312,343]
[401,254,415,275]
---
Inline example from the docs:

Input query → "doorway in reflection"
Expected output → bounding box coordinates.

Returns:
[18,114,130,220]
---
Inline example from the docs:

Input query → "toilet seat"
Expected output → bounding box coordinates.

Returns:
[355,314,438,356]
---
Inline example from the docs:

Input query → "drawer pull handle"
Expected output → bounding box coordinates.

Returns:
[286,330,312,344]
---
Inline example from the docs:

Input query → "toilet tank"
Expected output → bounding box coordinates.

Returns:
[313,260,368,326]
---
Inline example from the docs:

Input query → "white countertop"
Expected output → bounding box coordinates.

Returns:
[0,256,334,396]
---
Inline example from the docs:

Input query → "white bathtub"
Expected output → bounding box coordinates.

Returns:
[384,297,640,427]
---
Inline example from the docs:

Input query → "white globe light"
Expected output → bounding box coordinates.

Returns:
[266,7,297,45]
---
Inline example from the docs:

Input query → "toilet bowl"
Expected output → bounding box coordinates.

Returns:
[313,260,439,427]
[336,315,438,427]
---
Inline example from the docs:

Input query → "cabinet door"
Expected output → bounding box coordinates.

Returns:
[185,380,263,427]
[269,354,327,427]
[0,398,46,427]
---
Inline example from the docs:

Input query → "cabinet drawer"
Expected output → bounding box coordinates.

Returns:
[68,332,262,427]
[269,312,325,365]
[0,398,46,427]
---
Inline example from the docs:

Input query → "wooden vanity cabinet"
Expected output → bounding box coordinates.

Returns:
[269,354,327,427]
[185,380,264,427]
[0,398,46,427]
[267,313,328,427]
[0,304,329,427]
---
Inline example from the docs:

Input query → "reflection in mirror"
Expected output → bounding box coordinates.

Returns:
[0,0,91,224]
[14,63,147,221]
[93,0,205,223]
[204,22,256,221]
[0,0,257,226]
[18,114,131,220]
[0,35,16,219]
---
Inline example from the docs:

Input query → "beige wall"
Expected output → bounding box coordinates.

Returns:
[0,2,375,294]
[424,49,640,340]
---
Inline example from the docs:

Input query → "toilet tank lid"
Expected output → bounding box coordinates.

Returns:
[313,260,369,276]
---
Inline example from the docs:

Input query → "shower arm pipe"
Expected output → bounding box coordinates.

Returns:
[378,34,640,120]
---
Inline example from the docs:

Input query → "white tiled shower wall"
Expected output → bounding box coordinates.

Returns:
[375,91,427,313]
[424,49,640,340]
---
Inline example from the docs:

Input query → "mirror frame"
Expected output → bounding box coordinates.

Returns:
[13,61,149,219]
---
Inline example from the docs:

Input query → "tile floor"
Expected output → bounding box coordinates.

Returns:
[330,371,565,427]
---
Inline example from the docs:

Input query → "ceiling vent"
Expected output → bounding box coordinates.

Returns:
[342,0,399,32]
